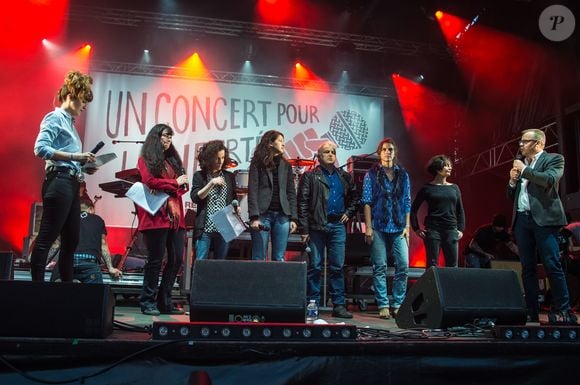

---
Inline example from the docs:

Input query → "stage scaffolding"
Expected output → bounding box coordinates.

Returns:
[67,4,451,59]
[89,60,397,98]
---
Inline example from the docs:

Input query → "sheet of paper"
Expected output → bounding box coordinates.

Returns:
[125,182,169,216]
[82,152,118,171]
[210,205,246,242]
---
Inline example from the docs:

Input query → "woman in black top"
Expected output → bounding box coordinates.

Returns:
[411,154,465,268]
[190,140,237,260]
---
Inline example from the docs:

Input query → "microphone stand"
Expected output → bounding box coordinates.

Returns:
[112,140,145,144]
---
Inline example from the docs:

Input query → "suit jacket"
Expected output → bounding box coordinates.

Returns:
[247,157,297,220]
[507,151,567,228]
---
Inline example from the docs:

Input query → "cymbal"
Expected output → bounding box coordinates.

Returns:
[224,159,239,169]
[287,158,315,167]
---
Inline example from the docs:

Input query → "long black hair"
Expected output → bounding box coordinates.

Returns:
[140,123,184,177]
[250,130,285,170]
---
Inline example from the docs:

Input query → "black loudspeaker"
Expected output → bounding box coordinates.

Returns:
[0,251,14,280]
[396,267,527,329]
[0,281,115,338]
[190,260,307,323]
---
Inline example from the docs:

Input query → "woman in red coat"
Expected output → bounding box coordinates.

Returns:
[136,124,189,315]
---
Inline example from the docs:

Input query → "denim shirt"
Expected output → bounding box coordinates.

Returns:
[322,167,345,216]
[361,164,411,233]
[34,107,82,174]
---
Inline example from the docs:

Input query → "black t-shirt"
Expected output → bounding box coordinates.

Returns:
[268,156,282,212]
[411,183,465,231]
[465,225,510,255]
[76,212,107,258]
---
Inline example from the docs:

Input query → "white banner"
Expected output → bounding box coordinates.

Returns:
[84,72,384,227]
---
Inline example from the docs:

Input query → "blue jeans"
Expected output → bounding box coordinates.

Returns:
[250,210,290,261]
[464,252,491,268]
[195,232,229,260]
[514,212,570,315]
[370,230,409,309]
[50,263,103,283]
[307,223,347,306]
[424,228,459,268]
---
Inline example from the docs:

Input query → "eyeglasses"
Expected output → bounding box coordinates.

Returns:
[519,139,537,145]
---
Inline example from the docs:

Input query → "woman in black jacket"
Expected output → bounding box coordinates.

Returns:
[247,130,298,261]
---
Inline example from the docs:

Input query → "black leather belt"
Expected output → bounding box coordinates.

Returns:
[46,166,83,182]
[517,210,531,216]
[327,214,343,223]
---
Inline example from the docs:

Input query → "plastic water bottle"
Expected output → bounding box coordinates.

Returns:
[306,300,318,323]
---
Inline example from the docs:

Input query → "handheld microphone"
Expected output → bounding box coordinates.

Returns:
[231,200,249,229]
[90,141,105,154]
[179,167,188,189]
[515,152,524,161]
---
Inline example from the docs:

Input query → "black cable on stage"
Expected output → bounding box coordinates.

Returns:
[0,339,184,385]
[113,319,151,333]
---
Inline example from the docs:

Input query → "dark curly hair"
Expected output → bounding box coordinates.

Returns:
[140,123,184,177]
[57,70,93,104]
[250,130,285,170]
[197,140,229,172]
[426,154,451,176]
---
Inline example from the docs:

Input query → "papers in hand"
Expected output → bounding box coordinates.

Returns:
[125,182,169,215]
[82,153,117,171]
[210,204,246,242]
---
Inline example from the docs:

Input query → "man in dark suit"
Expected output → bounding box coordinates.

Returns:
[508,128,577,324]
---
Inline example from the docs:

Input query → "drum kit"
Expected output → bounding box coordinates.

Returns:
[230,158,316,224]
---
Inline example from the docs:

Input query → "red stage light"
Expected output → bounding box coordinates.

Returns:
[435,10,443,20]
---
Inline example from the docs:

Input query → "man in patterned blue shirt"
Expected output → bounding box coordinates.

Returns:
[362,138,411,319]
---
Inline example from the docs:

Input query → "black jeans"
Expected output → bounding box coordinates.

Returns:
[140,227,185,311]
[514,212,570,315]
[423,228,460,268]
[30,173,80,282]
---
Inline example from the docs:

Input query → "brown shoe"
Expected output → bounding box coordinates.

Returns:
[379,308,391,319]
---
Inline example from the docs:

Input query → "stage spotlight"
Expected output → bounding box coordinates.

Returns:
[142,49,151,64]
[241,60,253,73]
[435,10,443,20]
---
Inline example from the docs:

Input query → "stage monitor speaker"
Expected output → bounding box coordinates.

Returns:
[190,260,307,323]
[396,267,527,330]
[0,251,14,280]
[0,281,115,338]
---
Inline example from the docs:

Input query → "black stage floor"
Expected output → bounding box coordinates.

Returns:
[1,301,579,385]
